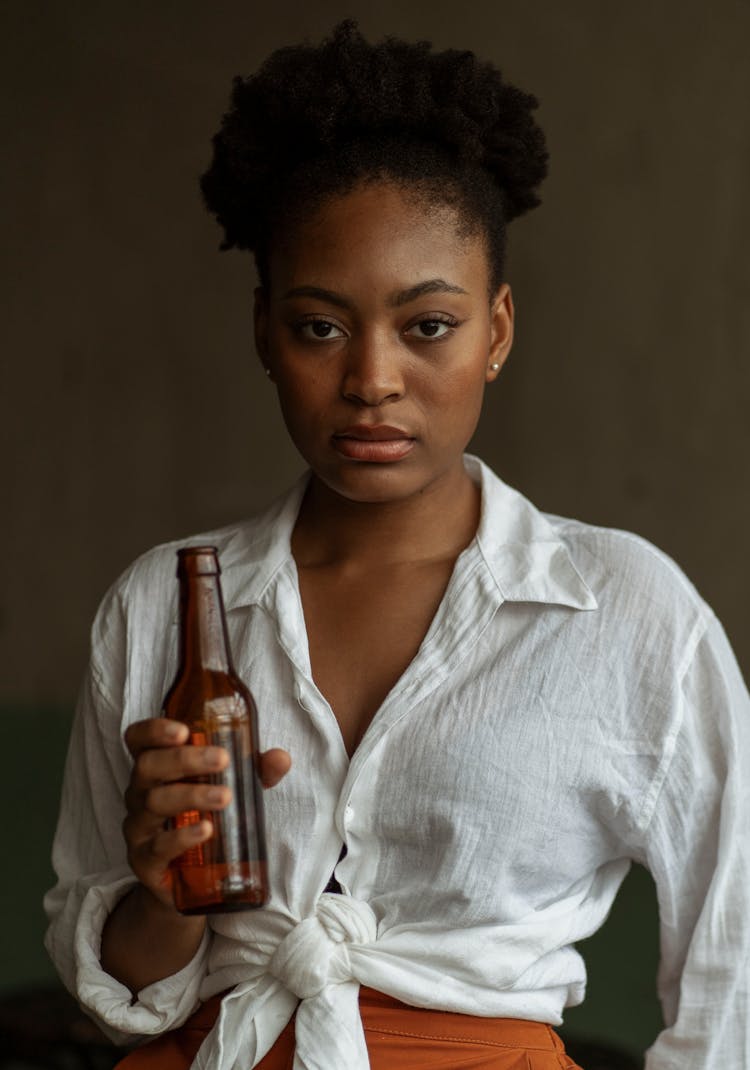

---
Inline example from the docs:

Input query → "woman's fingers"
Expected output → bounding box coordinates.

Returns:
[125,719,227,796]
[122,719,290,845]
[123,724,291,834]
[124,716,189,758]
[127,718,291,790]
[135,741,228,788]
[126,812,213,861]
[148,781,231,819]
[126,817,214,905]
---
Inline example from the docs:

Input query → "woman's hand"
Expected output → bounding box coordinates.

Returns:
[122,717,292,910]
[102,720,291,992]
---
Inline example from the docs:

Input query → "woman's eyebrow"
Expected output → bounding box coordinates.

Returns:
[280,279,469,308]
[281,286,351,308]
[390,279,469,306]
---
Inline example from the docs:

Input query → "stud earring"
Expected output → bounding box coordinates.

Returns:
[489,362,500,372]
[264,367,272,377]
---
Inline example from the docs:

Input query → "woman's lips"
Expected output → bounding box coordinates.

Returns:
[333,426,415,463]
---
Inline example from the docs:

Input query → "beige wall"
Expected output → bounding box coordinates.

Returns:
[3,0,749,705]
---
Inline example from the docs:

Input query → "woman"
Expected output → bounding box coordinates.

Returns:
[44,21,749,1070]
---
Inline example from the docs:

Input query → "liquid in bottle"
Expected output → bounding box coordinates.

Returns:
[163,546,268,914]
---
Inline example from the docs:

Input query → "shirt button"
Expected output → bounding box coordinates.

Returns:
[344,804,354,823]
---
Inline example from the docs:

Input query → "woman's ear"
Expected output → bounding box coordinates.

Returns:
[254,286,272,378]
[486,283,514,383]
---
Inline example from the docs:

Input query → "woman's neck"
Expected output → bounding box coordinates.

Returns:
[291,463,481,571]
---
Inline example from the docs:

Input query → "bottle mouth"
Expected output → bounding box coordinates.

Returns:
[176,545,221,576]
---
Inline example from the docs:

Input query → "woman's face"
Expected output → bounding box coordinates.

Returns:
[255,181,513,505]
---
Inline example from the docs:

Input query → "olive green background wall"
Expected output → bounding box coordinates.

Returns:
[3,0,749,1061]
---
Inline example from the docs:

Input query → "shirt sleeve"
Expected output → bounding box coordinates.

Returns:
[43,587,210,1045]
[641,610,750,1068]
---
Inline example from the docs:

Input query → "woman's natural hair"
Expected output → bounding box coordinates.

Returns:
[200,20,548,294]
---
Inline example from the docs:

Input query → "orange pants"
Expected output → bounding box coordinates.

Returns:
[115,986,582,1069]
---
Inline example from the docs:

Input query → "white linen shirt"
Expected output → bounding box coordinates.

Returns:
[44,456,750,1070]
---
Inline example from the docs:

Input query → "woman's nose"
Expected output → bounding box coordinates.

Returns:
[341,334,405,406]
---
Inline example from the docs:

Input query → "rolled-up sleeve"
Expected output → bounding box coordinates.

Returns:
[43,588,210,1044]
[643,611,750,1068]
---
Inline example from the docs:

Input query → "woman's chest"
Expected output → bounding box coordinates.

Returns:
[296,559,457,756]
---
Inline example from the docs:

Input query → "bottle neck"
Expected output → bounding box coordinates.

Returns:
[178,572,233,675]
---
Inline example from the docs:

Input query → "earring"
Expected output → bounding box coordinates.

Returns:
[489,362,500,372]
[264,367,272,377]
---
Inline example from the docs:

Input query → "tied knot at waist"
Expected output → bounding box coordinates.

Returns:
[268,893,378,999]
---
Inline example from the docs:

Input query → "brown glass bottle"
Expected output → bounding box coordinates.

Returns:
[162,546,268,914]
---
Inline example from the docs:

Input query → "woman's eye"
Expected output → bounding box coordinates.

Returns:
[297,319,345,341]
[406,318,457,340]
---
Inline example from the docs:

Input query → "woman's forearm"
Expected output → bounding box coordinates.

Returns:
[100,882,207,995]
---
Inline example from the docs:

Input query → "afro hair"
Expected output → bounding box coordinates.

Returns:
[200,20,548,291]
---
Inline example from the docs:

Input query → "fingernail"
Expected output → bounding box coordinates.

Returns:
[188,820,211,839]
[206,787,226,806]
[203,747,225,767]
[164,720,185,739]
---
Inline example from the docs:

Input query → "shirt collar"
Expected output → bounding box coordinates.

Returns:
[217,471,309,612]
[467,455,598,611]
[217,456,597,614]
